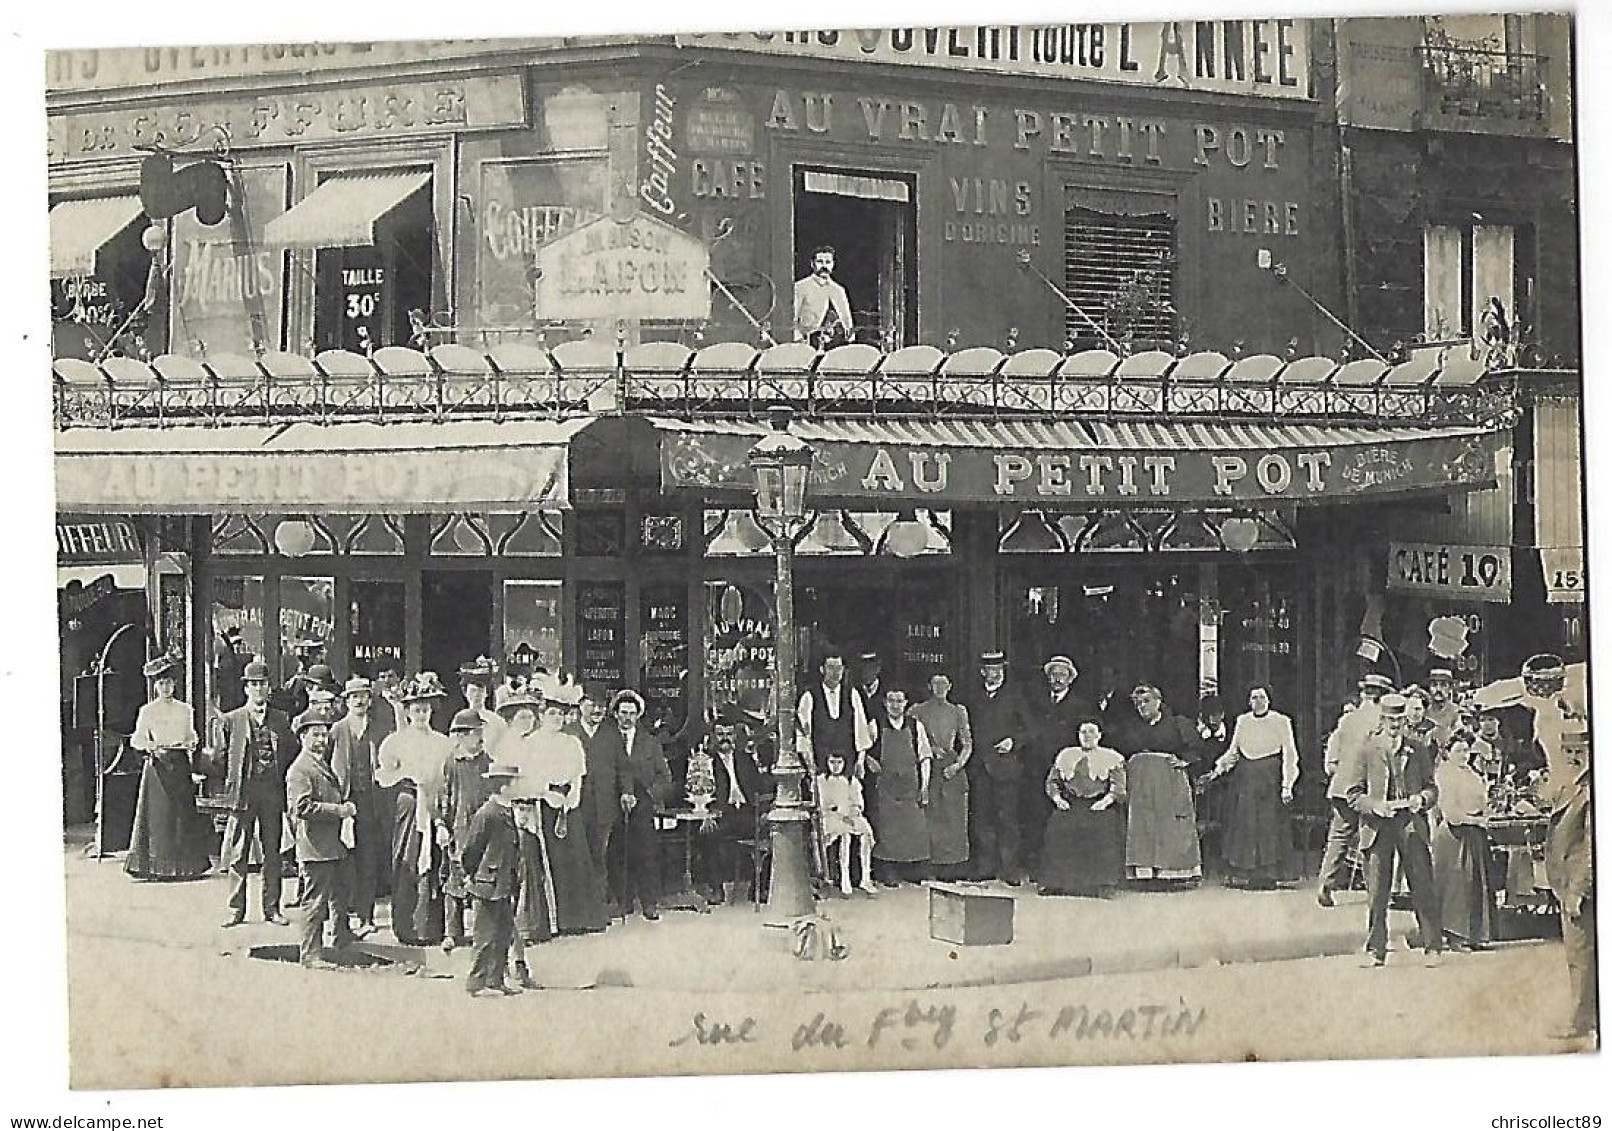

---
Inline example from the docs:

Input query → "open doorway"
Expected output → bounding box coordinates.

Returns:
[792,167,918,348]
[423,570,493,720]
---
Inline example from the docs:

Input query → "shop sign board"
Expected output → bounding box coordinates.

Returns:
[663,429,1505,506]
[49,74,526,164]
[1388,541,1512,604]
[679,20,1311,98]
[1540,546,1585,605]
[57,518,142,564]
[535,211,711,321]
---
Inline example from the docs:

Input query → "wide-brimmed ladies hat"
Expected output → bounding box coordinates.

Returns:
[495,686,542,716]
[142,655,182,681]
[535,671,584,708]
[400,671,449,704]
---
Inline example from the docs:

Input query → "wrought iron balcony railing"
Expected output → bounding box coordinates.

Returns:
[1420,44,1549,125]
[52,340,1518,432]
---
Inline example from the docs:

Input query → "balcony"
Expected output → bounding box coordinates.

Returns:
[1420,44,1550,133]
[51,340,1519,432]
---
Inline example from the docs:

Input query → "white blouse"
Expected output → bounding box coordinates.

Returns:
[1220,709,1301,791]
[522,729,587,811]
[131,698,198,752]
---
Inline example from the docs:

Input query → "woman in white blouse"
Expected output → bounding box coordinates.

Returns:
[1212,686,1299,889]
[124,656,210,880]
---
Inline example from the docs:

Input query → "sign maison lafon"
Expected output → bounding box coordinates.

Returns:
[535,211,711,322]
[662,429,1504,506]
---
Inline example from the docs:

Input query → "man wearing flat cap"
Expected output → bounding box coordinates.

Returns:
[965,650,1034,884]
[330,675,389,939]
[285,702,356,968]
[1316,672,1393,906]
[215,659,297,928]
[1343,694,1443,967]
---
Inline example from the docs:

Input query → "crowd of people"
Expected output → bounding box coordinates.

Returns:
[113,644,1592,1033]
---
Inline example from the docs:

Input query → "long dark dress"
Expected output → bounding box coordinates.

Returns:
[516,731,609,936]
[1222,758,1295,881]
[377,726,451,945]
[125,748,211,879]
[1433,760,1496,948]
[1111,709,1203,880]
[124,699,210,881]
[1039,747,1128,895]
[914,698,971,867]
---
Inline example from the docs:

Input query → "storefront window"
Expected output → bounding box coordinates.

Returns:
[310,172,434,353]
[503,580,563,673]
[349,579,405,678]
[796,567,957,690]
[278,576,335,686]
[1217,565,1300,715]
[50,194,167,361]
[639,583,690,737]
[210,576,265,714]
[704,580,775,718]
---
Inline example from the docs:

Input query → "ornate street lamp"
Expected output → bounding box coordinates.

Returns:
[748,405,816,924]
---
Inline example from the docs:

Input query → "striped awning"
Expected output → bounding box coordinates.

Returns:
[55,418,595,513]
[262,172,431,249]
[656,416,1506,506]
[49,195,145,279]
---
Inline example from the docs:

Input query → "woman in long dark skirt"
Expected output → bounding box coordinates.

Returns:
[1433,738,1497,950]
[1212,687,1299,888]
[1040,721,1127,897]
[520,678,608,935]
[375,674,452,945]
[124,656,211,881]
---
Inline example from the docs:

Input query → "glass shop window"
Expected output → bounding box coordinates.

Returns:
[350,579,406,678]
[209,576,265,716]
[307,172,435,353]
[278,576,336,687]
[503,580,564,675]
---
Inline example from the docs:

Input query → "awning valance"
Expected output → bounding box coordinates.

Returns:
[50,195,145,279]
[657,416,1506,506]
[802,170,910,202]
[54,418,595,513]
[262,172,431,249]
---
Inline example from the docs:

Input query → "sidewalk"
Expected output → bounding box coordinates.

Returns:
[69,828,1510,994]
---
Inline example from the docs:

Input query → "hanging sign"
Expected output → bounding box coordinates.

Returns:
[534,211,711,321]
[1540,546,1585,605]
[1388,541,1512,603]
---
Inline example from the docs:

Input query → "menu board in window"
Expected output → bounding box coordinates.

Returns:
[703,580,775,719]
[639,583,689,736]
[577,581,626,689]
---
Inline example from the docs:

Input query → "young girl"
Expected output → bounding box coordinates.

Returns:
[816,753,877,896]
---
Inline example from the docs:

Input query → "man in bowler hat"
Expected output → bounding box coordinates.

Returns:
[215,660,296,927]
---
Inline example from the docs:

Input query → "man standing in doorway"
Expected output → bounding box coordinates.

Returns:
[793,245,854,349]
[216,660,296,928]
[966,650,1032,884]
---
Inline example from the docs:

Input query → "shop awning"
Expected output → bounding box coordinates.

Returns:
[656,416,1507,506]
[54,418,596,513]
[49,195,145,279]
[262,172,431,249]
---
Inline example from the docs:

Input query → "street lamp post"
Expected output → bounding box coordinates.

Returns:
[748,406,816,924]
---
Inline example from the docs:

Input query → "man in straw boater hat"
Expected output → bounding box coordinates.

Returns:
[1316,672,1394,907]
[965,649,1033,884]
[374,672,452,945]
[330,675,388,939]
[215,659,297,928]
[284,700,357,969]
[458,759,528,997]
[1342,693,1444,968]
[439,709,495,955]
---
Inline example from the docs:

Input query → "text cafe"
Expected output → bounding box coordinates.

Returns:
[638,21,1319,354]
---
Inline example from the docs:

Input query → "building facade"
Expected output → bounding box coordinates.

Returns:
[50,19,1570,823]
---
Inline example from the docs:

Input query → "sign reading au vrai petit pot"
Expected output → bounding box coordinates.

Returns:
[534,211,711,322]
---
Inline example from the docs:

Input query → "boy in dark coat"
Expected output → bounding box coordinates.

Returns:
[458,762,526,997]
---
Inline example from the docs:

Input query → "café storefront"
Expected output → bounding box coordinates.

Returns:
[55,403,1509,777]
